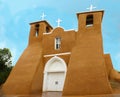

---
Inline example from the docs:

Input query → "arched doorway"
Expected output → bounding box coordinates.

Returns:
[43,56,67,91]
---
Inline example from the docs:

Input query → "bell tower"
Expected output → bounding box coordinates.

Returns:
[29,20,53,45]
[63,10,113,96]
[77,10,103,32]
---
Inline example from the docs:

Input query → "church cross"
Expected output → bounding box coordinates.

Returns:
[56,18,62,27]
[41,12,46,20]
[87,4,96,11]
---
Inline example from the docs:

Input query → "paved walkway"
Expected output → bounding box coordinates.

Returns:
[0,92,62,97]
[42,92,62,97]
[1,92,120,97]
[1,81,120,97]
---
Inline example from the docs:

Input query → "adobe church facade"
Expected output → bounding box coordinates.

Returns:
[2,9,120,96]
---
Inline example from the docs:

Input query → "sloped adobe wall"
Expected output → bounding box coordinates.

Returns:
[2,43,44,95]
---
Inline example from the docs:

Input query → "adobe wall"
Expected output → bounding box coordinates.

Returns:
[43,27,76,67]
[104,54,114,78]
[2,44,44,95]
[1,21,47,95]
[2,21,76,95]
[2,10,117,96]
[43,27,76,55]
[104,54,120,83]
[63,11,113,96]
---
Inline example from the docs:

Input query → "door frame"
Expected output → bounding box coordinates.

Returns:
[43,56,67,91]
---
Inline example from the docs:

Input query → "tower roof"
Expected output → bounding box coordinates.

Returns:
[30,20,53,29]
[77,10,104,21]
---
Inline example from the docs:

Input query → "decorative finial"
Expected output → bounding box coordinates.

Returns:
[87,4,96,11]
[41,12,46,20]
[56,18,62,27]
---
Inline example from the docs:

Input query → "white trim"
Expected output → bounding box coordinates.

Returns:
[44,52,71,57]
[75,29,78,32]
[64,29,75,31]
[44,56,67,73]
[43,32,53,35]
[43,29,76,35]
[86,24,93,27]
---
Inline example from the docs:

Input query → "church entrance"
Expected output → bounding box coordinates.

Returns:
[47,72,65,91]
[43,56,67,91]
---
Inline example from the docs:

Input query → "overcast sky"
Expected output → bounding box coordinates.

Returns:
[0,0,120,70]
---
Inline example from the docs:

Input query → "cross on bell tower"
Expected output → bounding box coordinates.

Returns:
[41,12,46,20]
[56,18,62,27]
[87,4,96,11]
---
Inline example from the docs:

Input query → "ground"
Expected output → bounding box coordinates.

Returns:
[1,81,120,97]
[1,92,120,97]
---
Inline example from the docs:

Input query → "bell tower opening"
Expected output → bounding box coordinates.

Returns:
[46,26,51,33]
[29,20,53,45]
[86,14,93,27]
[35,24,39,37]
[77,10,104,31]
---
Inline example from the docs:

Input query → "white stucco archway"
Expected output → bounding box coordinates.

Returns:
[43,56,67,91]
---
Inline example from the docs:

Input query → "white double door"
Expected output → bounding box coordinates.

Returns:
[47,72,65,91]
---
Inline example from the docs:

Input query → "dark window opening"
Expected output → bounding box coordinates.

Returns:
[55,81,58,85]
[56,44,60,49]
[35,24,39,37]
[55,37,61,50]
[46,26,50,33]
[86,15,93,27]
